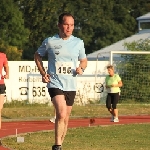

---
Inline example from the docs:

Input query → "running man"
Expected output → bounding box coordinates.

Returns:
[34,12,87,150]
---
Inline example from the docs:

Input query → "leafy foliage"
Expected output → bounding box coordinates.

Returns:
[0,40,22,60]
[0,0,29,49]
[116,39,150,103]
[1,0,150,60]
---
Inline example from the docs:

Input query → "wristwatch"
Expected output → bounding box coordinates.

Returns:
[81,67,85,72]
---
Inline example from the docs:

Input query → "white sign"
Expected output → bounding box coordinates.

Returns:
[4,61,109,104]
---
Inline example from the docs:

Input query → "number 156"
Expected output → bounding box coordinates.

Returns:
[58,67,71,74]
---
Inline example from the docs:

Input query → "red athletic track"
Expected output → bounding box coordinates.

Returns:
[0,115,150,150]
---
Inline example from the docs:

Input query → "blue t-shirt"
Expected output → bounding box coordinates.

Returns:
[37,34,86,91]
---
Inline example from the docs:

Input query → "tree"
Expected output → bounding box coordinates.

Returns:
[0,40,22,60]
[0,0,29,49]
[116,39,150,103]
[18,0,61,60]
[17,0,150,60]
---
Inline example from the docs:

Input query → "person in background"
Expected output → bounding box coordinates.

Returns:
[34,12,87,150]
[0,52,9,129]
[105,65,123,122]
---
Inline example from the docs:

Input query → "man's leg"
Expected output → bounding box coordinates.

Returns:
[61,105,72,144]
[52,95,67,146]
[0,94,4,129]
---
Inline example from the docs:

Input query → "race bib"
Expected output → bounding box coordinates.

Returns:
[55,61,73,75]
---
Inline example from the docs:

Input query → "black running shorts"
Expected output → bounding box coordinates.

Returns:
[48,88,76,106]
[0,84,6,95]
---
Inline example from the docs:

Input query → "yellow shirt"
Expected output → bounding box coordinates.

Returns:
[105,74,121,93]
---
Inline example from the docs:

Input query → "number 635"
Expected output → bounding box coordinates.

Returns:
[32,87,46,97]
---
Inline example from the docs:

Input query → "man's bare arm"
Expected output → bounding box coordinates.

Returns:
[76,58,87,74]
[79,58,87,70]
[34,52,46,76]
[34,52,50,83]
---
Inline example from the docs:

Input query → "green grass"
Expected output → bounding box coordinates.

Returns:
[1,102,150,149]
[2,103,150,121]
[2,123,150,150]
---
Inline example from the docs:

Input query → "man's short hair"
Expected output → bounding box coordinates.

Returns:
[58,12,74,24]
